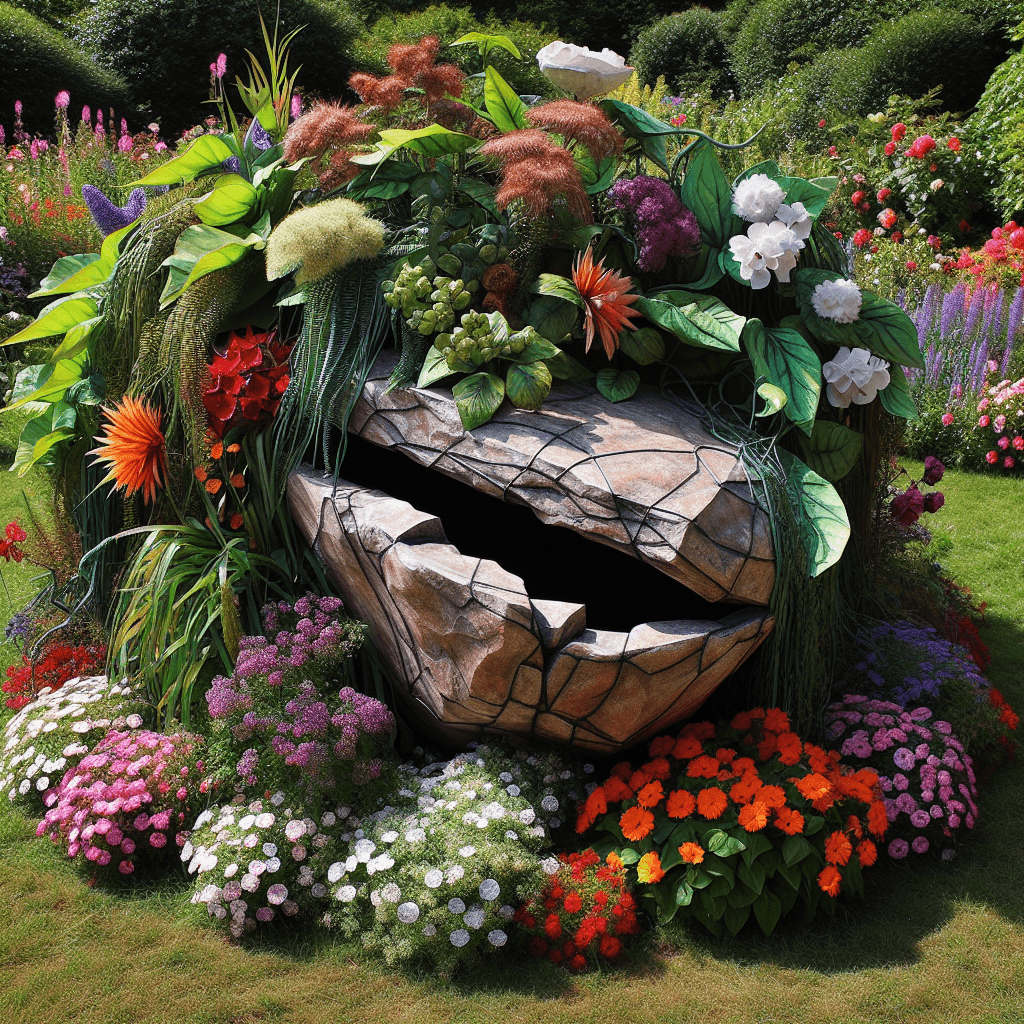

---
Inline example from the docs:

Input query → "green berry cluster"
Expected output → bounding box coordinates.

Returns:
[435,313,540,369]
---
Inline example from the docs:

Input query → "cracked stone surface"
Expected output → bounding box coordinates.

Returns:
[289,471,775,754]
[348,351,775,605]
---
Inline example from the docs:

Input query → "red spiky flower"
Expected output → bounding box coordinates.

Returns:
[571,247,642,360]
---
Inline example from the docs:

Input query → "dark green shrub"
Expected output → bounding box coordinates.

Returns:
[970,47,1024,219]
[630,9,732,98]
[355,4,556,98]
[73,0,365,138]
[7,0,84,31]
[0,3,133,137]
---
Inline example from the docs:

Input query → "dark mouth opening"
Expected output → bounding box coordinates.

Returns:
[338,432,730,633]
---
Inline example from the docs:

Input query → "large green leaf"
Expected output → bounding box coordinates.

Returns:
[682,243,725,291]
[506,360,552,409]
[11,402,77,475]
[453,372,505,430]
[484,65,528,132]
[743,319,821,435]
[635,290,744,352]
[50,315,102,362]
[509,336,562,363]
[30,252,103,298]
[417,346,456,388]
[879,364,919,420]
[194,174,259,226]
[779,175,833,218]
[620,327,665,365]
[752,888,783,936]
[347,161,420,201]
[705,829,747,858]
[545,350,593,380]
[2,293,99,347]
[159,224,262,307]
[596,368,639,403]
[529,273,583,307]
[132,134,237,186]
[4,358,86,412]
[679,141,734,249]
[777,450,851,577]
[452,31,522,59]
[599,99,676,172]
[377,124,478,159]
[576,150,617,194]
[525,294,578,344]
[798,420,864,482]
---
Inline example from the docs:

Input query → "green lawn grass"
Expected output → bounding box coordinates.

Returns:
[0,461,1022,1024]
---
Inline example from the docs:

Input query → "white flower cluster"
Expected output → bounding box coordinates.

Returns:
[322,743,588,971]
[810,278,862,324]
[0,675,146,808]
[728,174,812,290]
[185,794,346,938]
[822,346,891,408]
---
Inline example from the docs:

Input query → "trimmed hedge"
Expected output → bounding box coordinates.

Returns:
[0,3,134,137]
[969,47,1024,219]
[354,4,556,99]
[630,9,733,98]
[73,0,365,138]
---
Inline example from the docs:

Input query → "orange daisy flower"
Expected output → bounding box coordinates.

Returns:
[824,830,853,867]
[649,735,675,758]
[571,246,642,360]
[91,396,167,504]
[210,442,224,459]
[817,865,842,897]
[603,776,633,803]
[576,786,608,833]
[230,473,245,488]
[856,839,877,867]
[754,785,787,811]
[665,789,696,819]
[636,780,664,809]
[636,851,665,884]
[738,801,769,832]
[793,773,831,801]
[729,774,761,805]
[763,708,790,733]
[206,478,222,494]
[628,768,651,792]
[867,800,889,838]
[696,787,727,820]
[619,805,654,842]
[645,757,671,780]
[774,806,805,835]
[686,755,721,779]
[673,736,703,760]
[610,761,633,781]
[678,841,705,865]
[606,851,624,871]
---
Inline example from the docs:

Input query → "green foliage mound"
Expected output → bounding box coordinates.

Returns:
[355,4,555,99]
[73,0,365,138]
[630,9,732,98]
[969,47,1024,219]
[0,3,133,137]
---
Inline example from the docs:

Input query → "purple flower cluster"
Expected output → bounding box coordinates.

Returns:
[205,594,392,806]
[608,175,701,272]
[81,184,147,237]
[849,620,988,708]
[824,696,977,859]
[36,729,203,876]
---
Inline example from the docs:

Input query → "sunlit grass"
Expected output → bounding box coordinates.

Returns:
[0,461,1021,1023]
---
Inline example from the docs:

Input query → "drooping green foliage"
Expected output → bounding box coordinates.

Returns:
[73,0,365,137]
[0,3,133,137]
[630,9,733,99]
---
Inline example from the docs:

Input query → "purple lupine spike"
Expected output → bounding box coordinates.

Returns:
[244,118,273,152]
[81,184,146,236]
[980,287,999,345]
[940,284,964,339]
[969,339,990,391]
[1003,286,1024,373]
[964,286,986,338]
[930,350,943,385]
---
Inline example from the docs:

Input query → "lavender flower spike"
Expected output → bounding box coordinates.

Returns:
[81,184,146,236]
[244,118,273,153]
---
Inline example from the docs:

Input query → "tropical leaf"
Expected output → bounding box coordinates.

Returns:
[2,293,99,347]
[620,327,665,365]
[484,64,528,132]
[194,174,259,226]
[679,141,734,248]
[635,290,744,351]
[798,420,864,482]
[545,350,593,379]
[453,371,505,429]
[599,99,673,172]
[529,273,584,307]
[756,382,788,417]
[879,364,919,420]
[417,346,456,388]
[378,124,478,159]
[778,450,851,577]
[506,360,552,409]
[132,133,238,186]
[743,319,821,434]
[596,368,639,403]
[525,294,578,344]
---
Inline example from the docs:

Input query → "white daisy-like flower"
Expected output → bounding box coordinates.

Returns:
[498,772,513,784]
[370,890,383,907]
[729,221,801,289]
[242,834,259,849]
[482,801,505,819]
[266,883,288,905]
[540,796,559,812]
[518,809,536,825]
[450,928,470,947]
[320,811,336,828]
[424,869,443,889]
[463,908,485,929]
[380,830,399,844]
[448,897,466,914]
[265,857,281,873]
[224,863,238,878]
[181,840,194,862]
[345,854,358,873]
[397,901,420,923]
[446,865,466,884]
[498,904,515,920]
[197,884,221,904]
[125,713,144,728]
[380,882,401,903]
[822,346,890,408]
[35,776,49,791]
[732,173,786,223]
[262,842,277,857]
[336,885,357,902]
[291,845,307,862]
[457,845,477,858]
[248,860,266,876]
[238,814,256,830]
[505,784,520,797]
[354,838,376,863]
[327,862,346,883]
[487,929,507,947]
[479,879,500,902]
[405,828,426,843]
[811,279,863,324]
[284,820,306,841]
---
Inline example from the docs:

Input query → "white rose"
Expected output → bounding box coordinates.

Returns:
[822,346,890,408]
[810,278,862,323]
[732,174,786,223]
[536,41,633,99]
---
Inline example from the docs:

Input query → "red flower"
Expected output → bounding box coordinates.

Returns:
[884,141,896,156]
[891,122,907,142]
[563,892,582,914]
[947,137,961,152]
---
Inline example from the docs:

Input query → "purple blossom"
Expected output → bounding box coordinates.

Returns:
[893,747,916,770]
[81,184,147,236]
[608,175,701,272]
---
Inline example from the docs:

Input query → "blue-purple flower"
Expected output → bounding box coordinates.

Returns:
[81,184,147,236]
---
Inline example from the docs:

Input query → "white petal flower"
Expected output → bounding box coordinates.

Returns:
[540,796,559,812]
[811,279,862,323]
[536,41,633,99]
[405,828,426,843]
[728,233,770,290]
[254,813,275,829]
[424,869,443,889]
[822,346,890,408]
[284,820,306,841]
[732,174,786,223]
[479,879,500,902]
[487,929,507,947]
[540,856,560,875]
[457,845,477,858]
[449,928,470,947]
[518,808,536,825]
[354,838,376,863]
[776,201,812,240]
[380,830,399,844]
[336,885,357,902]
[448,897,466,914]
[397,901,420,923]
[498,905,515,920]
[381,882,401,903]
[328,862,346,883]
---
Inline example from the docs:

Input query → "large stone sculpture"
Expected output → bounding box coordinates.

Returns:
[288,352,776,754]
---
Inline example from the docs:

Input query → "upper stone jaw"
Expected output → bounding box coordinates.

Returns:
[288,472,775,755]
[349,350,775,607]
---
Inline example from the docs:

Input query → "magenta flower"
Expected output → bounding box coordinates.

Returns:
[55,90,70,110]
[922,455,945,485]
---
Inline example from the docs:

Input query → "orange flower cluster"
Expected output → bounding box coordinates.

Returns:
[576,708,888,905]
[349,36,464,114]
[194,434,246,533]
[282,102,378,192]
[515,849,639,971]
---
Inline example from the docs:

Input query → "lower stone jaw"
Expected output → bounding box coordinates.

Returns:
[288,472,775,756]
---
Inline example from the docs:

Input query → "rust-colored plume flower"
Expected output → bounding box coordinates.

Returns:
[350,35,464,113]
[282,102,377,190]
[524,99,622,161]
[91,396,167,504]
[571,246,642,359]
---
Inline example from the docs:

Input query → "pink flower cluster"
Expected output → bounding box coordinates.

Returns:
[975,371,1024,470]
[824,696,977,859]
[36,729,203,876]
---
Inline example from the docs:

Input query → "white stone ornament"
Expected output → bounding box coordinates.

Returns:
[822,346,890,408]
[536,41,633,99]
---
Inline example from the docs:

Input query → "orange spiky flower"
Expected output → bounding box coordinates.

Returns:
[91,396,167,504]
[524,100,623,161]
[571,247,642,360]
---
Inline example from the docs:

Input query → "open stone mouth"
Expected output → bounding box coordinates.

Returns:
[288,351,776,755]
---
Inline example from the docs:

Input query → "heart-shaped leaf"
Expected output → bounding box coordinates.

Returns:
[879,364,919,420]
[778,450,851,577]
[453,371,505,430]
[798,420,864,482]
[596,368,639,403]
[506,360,552,409]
